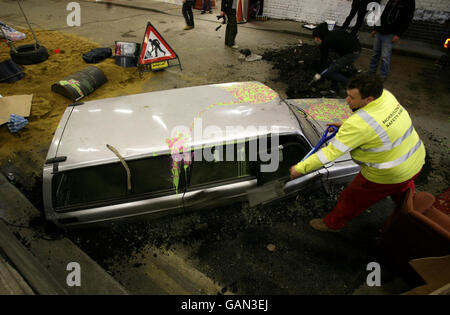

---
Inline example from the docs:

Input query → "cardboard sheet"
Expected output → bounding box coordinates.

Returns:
[0,94,33,125]
[404,255,450,295]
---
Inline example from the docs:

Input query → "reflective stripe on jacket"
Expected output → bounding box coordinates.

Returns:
[294,89,426,184]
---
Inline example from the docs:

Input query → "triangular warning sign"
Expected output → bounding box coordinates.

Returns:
[138,22,178,65]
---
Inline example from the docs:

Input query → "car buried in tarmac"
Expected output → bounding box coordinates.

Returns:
[43,81,360,227]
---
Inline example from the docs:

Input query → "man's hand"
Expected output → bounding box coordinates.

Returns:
[370,31,376,38]
[392,35,400,43]
[327,122,342,132]
[220,11,225,16]
[289,166,302,180]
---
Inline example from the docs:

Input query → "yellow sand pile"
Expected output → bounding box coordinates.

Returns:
[0,29,150,179]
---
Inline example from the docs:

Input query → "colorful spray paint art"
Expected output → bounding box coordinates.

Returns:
[291,98,353,123]
[219,82,279,104]
[165,132,192,194]
[58,79,84,97]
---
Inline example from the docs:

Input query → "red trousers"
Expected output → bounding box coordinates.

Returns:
[324,171,421,230]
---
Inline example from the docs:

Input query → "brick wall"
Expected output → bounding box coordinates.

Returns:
[263,0,449,25]
[263,0,450,45]
[263,0,350,24]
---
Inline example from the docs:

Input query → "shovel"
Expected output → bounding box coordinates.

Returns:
[308,68,328,86]
[247,125,339,207]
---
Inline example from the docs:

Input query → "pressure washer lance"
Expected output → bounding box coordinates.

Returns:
[215,14,227,31]
[308,68,328,86]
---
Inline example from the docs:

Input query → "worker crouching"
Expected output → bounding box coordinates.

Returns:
[312,22,361,96]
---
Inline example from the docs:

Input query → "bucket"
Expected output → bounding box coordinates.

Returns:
[0,59,24,83]
[51,66,107,101]
[114,41,140,67]
[326,20,336,31]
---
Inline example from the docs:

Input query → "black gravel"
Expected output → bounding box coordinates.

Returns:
[262,43,358,98]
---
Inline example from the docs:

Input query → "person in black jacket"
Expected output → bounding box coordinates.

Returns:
[312,22,361,93]
[182,0,195,30]
[342,0,371,36]
[220,0,238,48]
[369,0,415,79]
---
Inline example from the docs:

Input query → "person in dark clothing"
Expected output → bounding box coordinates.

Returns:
[201,0,213,14]
[342,0,372,35]
[182,0,195,30]
[312,22,361,93]
[369,0,415,79]
[221,0,238,48]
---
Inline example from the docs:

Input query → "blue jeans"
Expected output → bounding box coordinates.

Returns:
[370,33,394,78]
[202,0,212,11]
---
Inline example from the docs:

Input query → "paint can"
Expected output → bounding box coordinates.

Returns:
[326,20,336,31]
[114,41,140,67]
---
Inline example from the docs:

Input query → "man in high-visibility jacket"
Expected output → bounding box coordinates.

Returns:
[290,72,426,232]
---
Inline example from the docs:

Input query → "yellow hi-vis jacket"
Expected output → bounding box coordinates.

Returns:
[294,89,426,184]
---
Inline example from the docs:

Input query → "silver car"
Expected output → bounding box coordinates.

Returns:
[43,81,359,227]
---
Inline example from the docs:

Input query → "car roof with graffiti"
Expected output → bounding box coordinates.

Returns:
[46,81,302,171]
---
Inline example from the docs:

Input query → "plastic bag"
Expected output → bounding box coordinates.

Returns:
[82,48,112,63]
[7,114,28,133]
[0,21,26,41]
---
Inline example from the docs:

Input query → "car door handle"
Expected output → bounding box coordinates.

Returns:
[283,169,327,194]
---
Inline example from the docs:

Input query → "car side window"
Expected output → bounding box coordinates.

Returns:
[53,162,127,209]
[127,155,181,195]
[188,142,251,188]
[257,135,310,184]
[52,154,180,210]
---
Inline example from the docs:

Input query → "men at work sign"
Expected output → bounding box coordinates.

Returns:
[138,22,178,70]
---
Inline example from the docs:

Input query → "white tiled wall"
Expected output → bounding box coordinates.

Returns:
[263,0,450,25]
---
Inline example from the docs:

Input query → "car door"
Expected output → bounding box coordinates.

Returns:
[182,142,257,212]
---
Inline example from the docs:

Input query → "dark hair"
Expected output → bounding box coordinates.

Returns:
[312,22,329,40]
[347,72,383,99]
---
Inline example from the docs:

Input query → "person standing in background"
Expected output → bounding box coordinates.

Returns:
[369,0,415,80]
[182,0,195,30]
[201,0,213,14]
[220,0,239,48]
[342,0,373,36]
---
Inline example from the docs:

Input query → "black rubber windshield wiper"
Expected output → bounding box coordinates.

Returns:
[290,104,321,138]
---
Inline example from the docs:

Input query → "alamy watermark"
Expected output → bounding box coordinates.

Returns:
[366,262,381,287]
[365,2,385,27]
[66,262,81,287]
[169,119,280,173]
[66,2,81,27]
